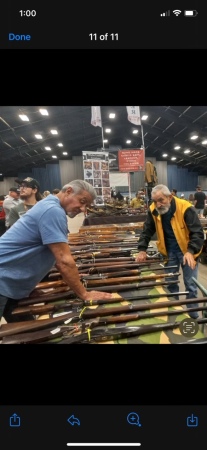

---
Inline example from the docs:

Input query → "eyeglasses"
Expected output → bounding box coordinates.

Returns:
[19,185,31,189]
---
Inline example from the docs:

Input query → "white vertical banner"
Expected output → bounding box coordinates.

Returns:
[91,106,102,127]
[126,106,141,125]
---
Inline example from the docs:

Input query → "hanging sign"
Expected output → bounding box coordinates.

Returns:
[118,148,145,172]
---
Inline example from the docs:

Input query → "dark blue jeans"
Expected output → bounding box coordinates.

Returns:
[164,251,199,319]
[0,294,34,322]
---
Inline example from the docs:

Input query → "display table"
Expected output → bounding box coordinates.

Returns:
[82,213,147,226]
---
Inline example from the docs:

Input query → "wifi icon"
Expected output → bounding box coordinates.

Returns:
[173,9,182,16]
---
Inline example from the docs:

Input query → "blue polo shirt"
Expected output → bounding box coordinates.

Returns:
[0,195,68,299]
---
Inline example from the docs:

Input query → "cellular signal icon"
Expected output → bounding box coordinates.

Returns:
[173,9,182,16]
[160,10,170,16]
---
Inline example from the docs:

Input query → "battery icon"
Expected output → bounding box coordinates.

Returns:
[184,10,198,16]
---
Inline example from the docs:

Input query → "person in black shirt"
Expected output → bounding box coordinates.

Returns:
[194,185,206,219]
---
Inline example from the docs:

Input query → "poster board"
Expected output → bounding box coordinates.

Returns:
[118,148,145,172]
[82,151,110,205]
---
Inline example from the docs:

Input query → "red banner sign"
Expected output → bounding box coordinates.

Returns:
[118,149,145,172]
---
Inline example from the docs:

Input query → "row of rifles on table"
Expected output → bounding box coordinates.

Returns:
[1,230,207,344]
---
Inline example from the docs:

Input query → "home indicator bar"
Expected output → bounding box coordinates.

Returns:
[67,445,141,447]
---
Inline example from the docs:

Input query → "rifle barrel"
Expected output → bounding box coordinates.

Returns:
[192,277,207,296]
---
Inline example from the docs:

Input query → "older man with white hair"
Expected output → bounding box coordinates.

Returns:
[136,184,204,319]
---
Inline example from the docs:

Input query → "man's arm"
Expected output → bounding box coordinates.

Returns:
[137,211,156,251]
[184,207,204,255]
[48,242,112,300]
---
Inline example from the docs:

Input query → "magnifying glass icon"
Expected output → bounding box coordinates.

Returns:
[127,412,142,426]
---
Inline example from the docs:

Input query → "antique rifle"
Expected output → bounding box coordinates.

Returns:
[75,256,163,264]
[76,259,173,269]
[86,280,180,292]
[34,272,180,290]
[82,272,181,287]
[2,295,207,338]
[80,266,178,279]
[49,264,177,279]
[4,303,206,344]
[17,279,179,307]
[57,318,207,344]
[12,290,189,316]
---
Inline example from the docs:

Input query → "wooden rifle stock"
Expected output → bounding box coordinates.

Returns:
[18,289,74,306]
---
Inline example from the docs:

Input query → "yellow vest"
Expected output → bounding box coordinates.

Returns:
[150,197,202,259]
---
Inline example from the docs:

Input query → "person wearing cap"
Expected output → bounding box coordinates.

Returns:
[2,187,22,230]
[0,179,113,323]
[136,184,204,319]
[194,185,206,219]
[8,178,43,227]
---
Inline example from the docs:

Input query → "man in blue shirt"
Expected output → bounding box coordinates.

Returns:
[0,179,113,323]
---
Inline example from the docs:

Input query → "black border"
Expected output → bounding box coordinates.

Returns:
[1,47,207,407]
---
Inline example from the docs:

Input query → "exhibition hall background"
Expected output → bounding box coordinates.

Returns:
[0,155,206,196]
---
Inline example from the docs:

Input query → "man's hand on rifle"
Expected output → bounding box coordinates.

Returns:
[136,251,147,262]
[84,290,113,301]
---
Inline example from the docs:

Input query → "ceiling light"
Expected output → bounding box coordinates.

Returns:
[171,157,176,160]
[190,135,198,140]
[162,154,168,157]
[133,130,138,134]
[141,115,148,120]
[39,109,49,115]
[109,113,115,118]
[19,114,29,121]
[174,146,181,150]
[103,139,108,143]
[126,140,131,144]
[105,129,111,133]
[50,130,58,134]
[52,155,57,158]
[63,152,68,155]
[57,143,63,147]
[45,147,51,151]
[184,149,190,154]
[35,134,43,139]
[201,139,207,145]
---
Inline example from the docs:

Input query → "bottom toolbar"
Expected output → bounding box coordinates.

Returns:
[0,405,203,449]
